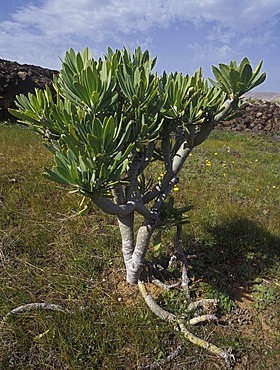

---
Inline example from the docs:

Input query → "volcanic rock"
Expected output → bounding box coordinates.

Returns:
[217,99,280,134]
[0,58,58,121]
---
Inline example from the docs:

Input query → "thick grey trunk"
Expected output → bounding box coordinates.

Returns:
[117,213,135,268]
[126,222,155,284]
[92,196,135,216]
[171,141,191,174]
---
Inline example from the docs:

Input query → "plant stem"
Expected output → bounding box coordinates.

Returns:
[126,221,157,284]
[138,281,234,364]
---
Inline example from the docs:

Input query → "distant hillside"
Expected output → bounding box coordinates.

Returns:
[243,91,280,102]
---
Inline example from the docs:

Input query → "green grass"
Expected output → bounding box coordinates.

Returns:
[0,124,279,369]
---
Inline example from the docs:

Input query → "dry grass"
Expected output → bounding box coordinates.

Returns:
[0,124,279,369]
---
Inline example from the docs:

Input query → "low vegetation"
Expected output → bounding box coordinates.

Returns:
[0,124,279,369]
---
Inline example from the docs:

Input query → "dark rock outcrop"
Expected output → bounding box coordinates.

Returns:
[0,59,58,121]
[217,99,280,134]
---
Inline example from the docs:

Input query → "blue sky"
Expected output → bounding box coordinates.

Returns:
[1,0,279,91]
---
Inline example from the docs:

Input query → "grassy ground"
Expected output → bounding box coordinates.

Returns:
[0,124,279,369]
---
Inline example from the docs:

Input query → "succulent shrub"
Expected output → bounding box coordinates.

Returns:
[10,47,266,284]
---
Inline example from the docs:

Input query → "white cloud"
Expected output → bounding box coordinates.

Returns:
[207,25,237,45]
[0,0,279,90]
[188,42,239,67]
[4,0,280,38]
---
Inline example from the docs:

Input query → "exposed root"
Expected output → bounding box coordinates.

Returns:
[0,303,70,327]
[187,299,218,312]
[150,276,181,290]
[140,226,234,366]
[188,314,217,326]
[138,281,235,366]
[176,224,191,299]
[147,261,181,289]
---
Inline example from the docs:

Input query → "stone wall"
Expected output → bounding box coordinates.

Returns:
[217,100,280,134]
[0,59,58,121]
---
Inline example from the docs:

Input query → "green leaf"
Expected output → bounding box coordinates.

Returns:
[229,68,240,94]
[249,72,266,90]
[72,82,91,106]
[212,65,231,94]
[92,118,103,139]
[239,57,250,73]
[153,231,162,253]
[219,64,231,80]
[252,60,263,80]
[241,63,253,85]
[76,52,84,73]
